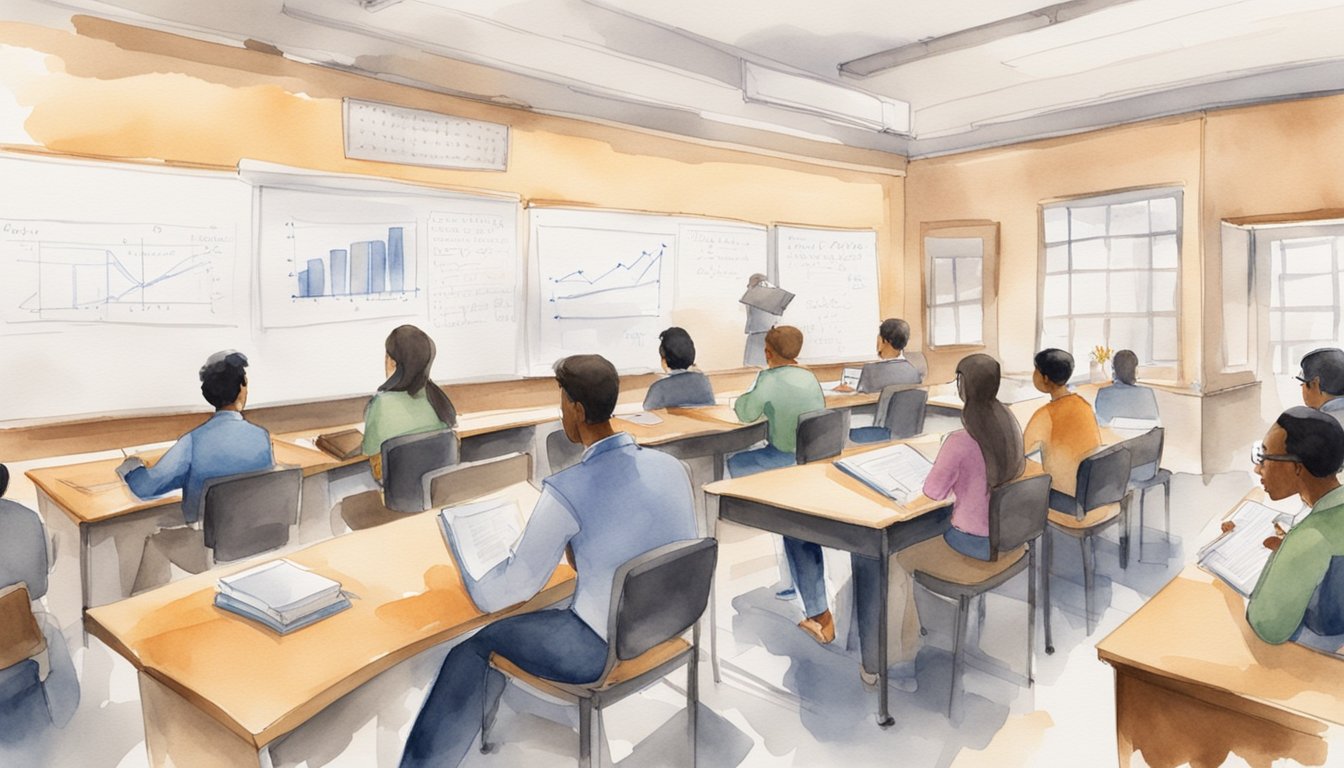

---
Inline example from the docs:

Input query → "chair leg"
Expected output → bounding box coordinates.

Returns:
[949,594,970,718]
[1027,544,1037,686]
[1119,493,1131,570]
[976,593,987,646]
[1137,486,1147,562]
[1082,535,1096,635]
[1043,528,1054,655]
[689,627,699,765]
[579,699,592,768]
[1163,480,1172,553]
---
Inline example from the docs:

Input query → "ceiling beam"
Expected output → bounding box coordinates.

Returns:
[839,0,1147,77]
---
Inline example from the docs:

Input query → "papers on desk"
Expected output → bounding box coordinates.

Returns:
[841,367,861,389]
[1198,500,1305,597]
[60,477,127,495]
[834,444,934,505]
[439,497,525,580]
[622,411,664,426]
[215,560,351,634]
[1109,417,1160,431]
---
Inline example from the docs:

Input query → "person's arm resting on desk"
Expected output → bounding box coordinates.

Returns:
[121,435,192,499]
[460,486,579,612]
[1022,409,1049,459]
[1247,527,1332,644]
[734,377,768,423]
[922,439,962,502]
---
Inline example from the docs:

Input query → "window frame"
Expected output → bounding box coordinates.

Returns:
[922,221,998,352]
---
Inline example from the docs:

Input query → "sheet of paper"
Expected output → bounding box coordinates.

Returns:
[848,444,933,502]
[442,498,524,581]
[623,411,664,425]
[1198,500,1280,595]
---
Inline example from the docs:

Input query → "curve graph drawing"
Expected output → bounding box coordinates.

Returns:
[547,242,665,319]
[2,220,234,326]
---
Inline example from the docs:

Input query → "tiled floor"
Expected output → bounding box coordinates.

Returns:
[2,469,1266,767]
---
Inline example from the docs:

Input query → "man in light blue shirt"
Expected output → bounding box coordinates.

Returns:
[1093,349,1160,427]
[117,351,272,524]
[402,354,697,768]
[1297,347,1344,427]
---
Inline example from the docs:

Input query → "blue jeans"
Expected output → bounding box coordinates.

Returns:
[401,609,608,768]
[727,445,829,618]
[848,426,892,444]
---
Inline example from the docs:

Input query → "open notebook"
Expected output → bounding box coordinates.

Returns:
[1198,500,1307,597]
[439,497,526,581]
[834,443,934,505]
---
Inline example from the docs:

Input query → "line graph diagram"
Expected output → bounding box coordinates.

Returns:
[544,231,666,319]
[2,220,234,326]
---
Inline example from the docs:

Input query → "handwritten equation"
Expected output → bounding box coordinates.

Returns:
[344,99,509,171]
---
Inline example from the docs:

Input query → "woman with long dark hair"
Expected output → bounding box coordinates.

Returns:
[362,325,457,461]
[852,353,1026,687]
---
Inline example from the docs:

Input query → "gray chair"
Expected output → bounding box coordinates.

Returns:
[486,538,718,768]
[382,428,460,513]
[905,350,929,380]
[1043,444,1133,650]
[547,427,585,475]
[1124,427,1172,563]
[901,473,1052,716]
[796,408,844,465]
[851,386,929,443]
[0,499,78,738]
[422,452,533,510]
[202,465,302,563]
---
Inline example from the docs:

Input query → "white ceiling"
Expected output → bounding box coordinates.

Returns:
[12,0,1344,160]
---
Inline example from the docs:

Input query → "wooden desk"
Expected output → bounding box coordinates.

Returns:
[705,437,953,727]
[1097,563,1344,767]
[27,440,338,618]
[86,482,575,768]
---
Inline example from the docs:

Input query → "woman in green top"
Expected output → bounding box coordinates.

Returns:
[363,325,458,468]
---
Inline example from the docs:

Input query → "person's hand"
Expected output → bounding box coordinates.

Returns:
[1221,520,1236,534]
[833,383,855,393]
[1263,521,1287,551]
[115,457,145,481]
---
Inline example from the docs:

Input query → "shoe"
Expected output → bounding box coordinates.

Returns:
[798,610,835,644]
[860,669,879,687]
[775,587,797,600]
[860,668,918,693]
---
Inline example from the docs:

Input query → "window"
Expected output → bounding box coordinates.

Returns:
[926,236,984,346]
[1255,225,1344,375]
[1039,188,1182,372]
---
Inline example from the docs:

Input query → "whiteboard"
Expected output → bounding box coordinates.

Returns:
[528,208,766,375]
[775,225,880,363]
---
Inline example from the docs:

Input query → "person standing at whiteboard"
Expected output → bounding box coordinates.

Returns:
[740,273,794,368]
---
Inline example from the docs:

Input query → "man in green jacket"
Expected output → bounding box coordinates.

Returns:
[1244,406,1344,644]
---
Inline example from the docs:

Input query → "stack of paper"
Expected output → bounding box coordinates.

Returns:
[835,444,934,504]
[215,560,350,634]
[439,497,525,581]
[1198,500,1301,597]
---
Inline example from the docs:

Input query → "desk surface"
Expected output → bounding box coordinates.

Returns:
[1096,564,1344,729]
[26,439,334,525]
[85,482,575,750]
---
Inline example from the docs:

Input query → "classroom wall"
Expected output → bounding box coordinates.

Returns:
[0,16,903,437]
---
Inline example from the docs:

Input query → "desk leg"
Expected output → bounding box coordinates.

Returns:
[707,491,722,685]
[36,491,83,641]
[140,671,269,767]
[876,535,894,728]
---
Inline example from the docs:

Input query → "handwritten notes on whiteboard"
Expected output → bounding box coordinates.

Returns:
[344,99,509,171]
[428,209,522,377]
[775,226,879,362]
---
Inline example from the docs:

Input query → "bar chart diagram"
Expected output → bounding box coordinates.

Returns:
[1,219,235,326]
[291,223,413,300]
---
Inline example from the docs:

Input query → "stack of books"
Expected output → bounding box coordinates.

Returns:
[214,560,351,634]
[315,429,364,460]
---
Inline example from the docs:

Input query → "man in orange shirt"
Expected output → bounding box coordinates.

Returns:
[1023,348,1101,509]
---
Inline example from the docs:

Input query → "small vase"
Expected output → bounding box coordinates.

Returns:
[1089,361,1108,383]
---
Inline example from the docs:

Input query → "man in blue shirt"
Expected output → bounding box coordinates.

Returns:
[643,326,715,410]
[1297,347,1344,427]
[1093,349,1160,427]
[401,354,697,768]
[117,350,272,524]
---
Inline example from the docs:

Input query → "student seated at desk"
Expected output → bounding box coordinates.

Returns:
[835,317,923,394]
[642,326,715,410]
[401,354,697,768]
[1093,349,1159,427]
[1023,348,1101,508]
[363,325,457,476]
[853,353,1026,686]
[728,326,831,641]
[1296,347,1344,427]
[116,351,272,524]
[1228,408,1344,644]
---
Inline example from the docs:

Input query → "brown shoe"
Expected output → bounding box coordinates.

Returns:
[798,610,835,644]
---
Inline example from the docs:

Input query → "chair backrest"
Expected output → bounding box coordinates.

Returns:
[1073,444,1133,519]
[0,500,48,599]
[605,538,717,675]
[382,428,461,513]
[795,409,844,465]
[424,452,533,509]
[1123,427,1164,482]
[202,466,302,562]
[1306,555,1344,636]
[987,474,1053,559]
[878,387,928,439]
[546,428,584,475]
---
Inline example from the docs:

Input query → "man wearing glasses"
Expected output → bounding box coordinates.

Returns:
[1232,407,1344,643]
[1297,348,1344,426]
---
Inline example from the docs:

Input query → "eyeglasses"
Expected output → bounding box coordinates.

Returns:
[1296,375,1311,385]
[1252,440,1301,467]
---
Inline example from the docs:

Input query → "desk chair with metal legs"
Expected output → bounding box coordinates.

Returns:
[487,538,718,768]
[850,386,928,444]
[1043,444,1132,652]
[341,428,460,530]
[901,474,1052,716]
[1123,427,1172,563]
